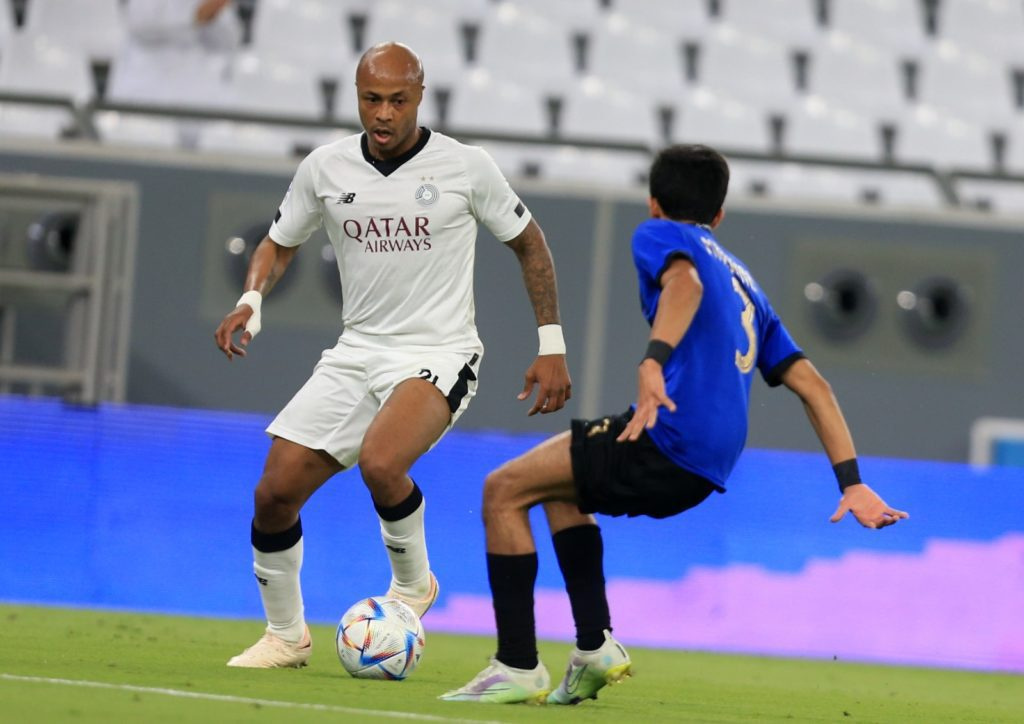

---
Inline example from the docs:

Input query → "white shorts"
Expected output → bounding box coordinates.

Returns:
[266,333,483,467]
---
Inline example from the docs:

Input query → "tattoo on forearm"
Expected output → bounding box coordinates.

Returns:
[516,226,560,326]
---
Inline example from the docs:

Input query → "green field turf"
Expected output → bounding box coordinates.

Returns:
[1,604,1021,723]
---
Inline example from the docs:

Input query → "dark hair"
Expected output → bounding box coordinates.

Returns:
[648,144,729,224]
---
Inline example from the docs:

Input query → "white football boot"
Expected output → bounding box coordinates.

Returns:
[439,657,551,704]
[547,630,632,705]
[226,625,312,668]
[383,571,439,618]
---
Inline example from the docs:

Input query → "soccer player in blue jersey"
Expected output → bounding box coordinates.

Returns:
[440,144,908,705]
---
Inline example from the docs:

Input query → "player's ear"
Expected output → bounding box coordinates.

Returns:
[648,197,664,219]
[709,207,725,229]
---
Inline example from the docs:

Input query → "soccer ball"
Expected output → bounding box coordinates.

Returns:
[336,597,425,680]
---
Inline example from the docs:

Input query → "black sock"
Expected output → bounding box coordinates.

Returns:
[488,552,539,670]
[552,524,611,651]
[374,480,423,521]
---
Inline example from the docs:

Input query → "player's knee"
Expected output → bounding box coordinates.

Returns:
[253,476,301,519]
[357,450,402,489]
[482,465,518,519]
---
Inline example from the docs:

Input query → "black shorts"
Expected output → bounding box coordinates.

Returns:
[569,409,718,519]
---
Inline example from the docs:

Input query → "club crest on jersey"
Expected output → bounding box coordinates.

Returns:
[414,183,439,206]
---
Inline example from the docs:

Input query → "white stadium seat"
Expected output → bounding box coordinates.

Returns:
[674,91,773,154]
[916,45,1018,126]
[782,99,882,162]
[938,0,1024,62]
[828,0,930,55]
[473,7,575,93]
[250,0,353,76]
[558,78,661,147]
[23,0,124,60]
[894,108,994,172]
[586,20,686,100]
[955,178,1024,215]
[729,160,946,210]
[446,71,549,137]
[691,27,799,115]
[0,33,93,102]
[723,0,822,46]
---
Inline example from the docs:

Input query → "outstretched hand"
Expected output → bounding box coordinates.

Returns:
[617,360,676,442]
[830,483,909,529]
[518,355,571,415]
[213,303,259,361]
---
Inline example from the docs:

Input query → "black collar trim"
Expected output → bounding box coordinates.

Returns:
[361,127,431,177]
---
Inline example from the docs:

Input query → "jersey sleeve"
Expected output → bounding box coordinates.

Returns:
[464,147,532,242]
[756,303,805,387]
[631,220,696,287]
[268,152,323,247]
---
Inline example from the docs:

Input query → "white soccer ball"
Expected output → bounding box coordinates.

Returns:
[336,597,425,680]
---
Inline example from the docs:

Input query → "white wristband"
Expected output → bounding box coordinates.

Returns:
[537,324,566,356]
[236,290,263,339]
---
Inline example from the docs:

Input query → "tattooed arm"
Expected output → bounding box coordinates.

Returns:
[505,219,572,415]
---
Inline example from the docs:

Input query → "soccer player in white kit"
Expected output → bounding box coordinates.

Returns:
[214,42,572,668]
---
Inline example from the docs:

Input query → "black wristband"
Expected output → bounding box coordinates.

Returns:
[642,339,674,367]
[833,458,862,492]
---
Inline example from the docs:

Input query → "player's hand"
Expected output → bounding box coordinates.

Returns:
[518,355,571,415]
[829,483,909,529]
[213,304,257,361]
[617,360,676,442]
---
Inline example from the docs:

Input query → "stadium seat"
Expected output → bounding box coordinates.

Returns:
[808,42,906,118]
[916,45,1017,126]
[227,52,325,119]
[558,78,660,147]
[22,0,123,61]
[0,33,93,102]
[94,111,183,150]
[0,0,12,39]
[691,27,799,116]
[938,0,1024,62]
[585,19,686,100]
[782,99,882,162]
[446,71,549,137]
[894,109,993,172]
[473,7,575,93]
[250,0,353,76]
[611,0,713,36]
[196,121,337,158]
[536,145,650,188]
[954,177,1024,215]
[728,160,946,210]
[673,91,773,154]
[723,0,822,46]
[827,0,930,54]
[499,0,608,30]
[361,0,465,77]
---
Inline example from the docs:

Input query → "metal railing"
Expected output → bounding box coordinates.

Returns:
[0,173,138,404]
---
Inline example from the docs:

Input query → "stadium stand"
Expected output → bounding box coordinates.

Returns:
[0,0,1023,213]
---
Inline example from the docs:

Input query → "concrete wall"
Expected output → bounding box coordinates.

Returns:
[1,140,1021,461]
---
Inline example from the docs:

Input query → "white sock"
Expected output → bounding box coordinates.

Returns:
[253,537,306,643]
[379,498,431,596]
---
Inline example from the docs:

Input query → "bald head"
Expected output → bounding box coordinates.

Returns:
[355,42,425,160]
[356,42,424,86]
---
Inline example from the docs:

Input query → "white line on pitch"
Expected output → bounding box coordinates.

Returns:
[0,673,503,723]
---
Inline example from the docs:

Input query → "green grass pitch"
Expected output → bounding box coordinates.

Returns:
[1,604,1021,723]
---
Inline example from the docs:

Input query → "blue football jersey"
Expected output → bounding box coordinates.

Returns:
[631,218,804,490]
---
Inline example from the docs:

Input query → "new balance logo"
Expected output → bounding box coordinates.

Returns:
[385,544,407,554]
[255,574,269,586]
[335,192,357,204]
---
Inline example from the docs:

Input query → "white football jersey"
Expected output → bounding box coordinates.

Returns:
[269,129,531,349]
